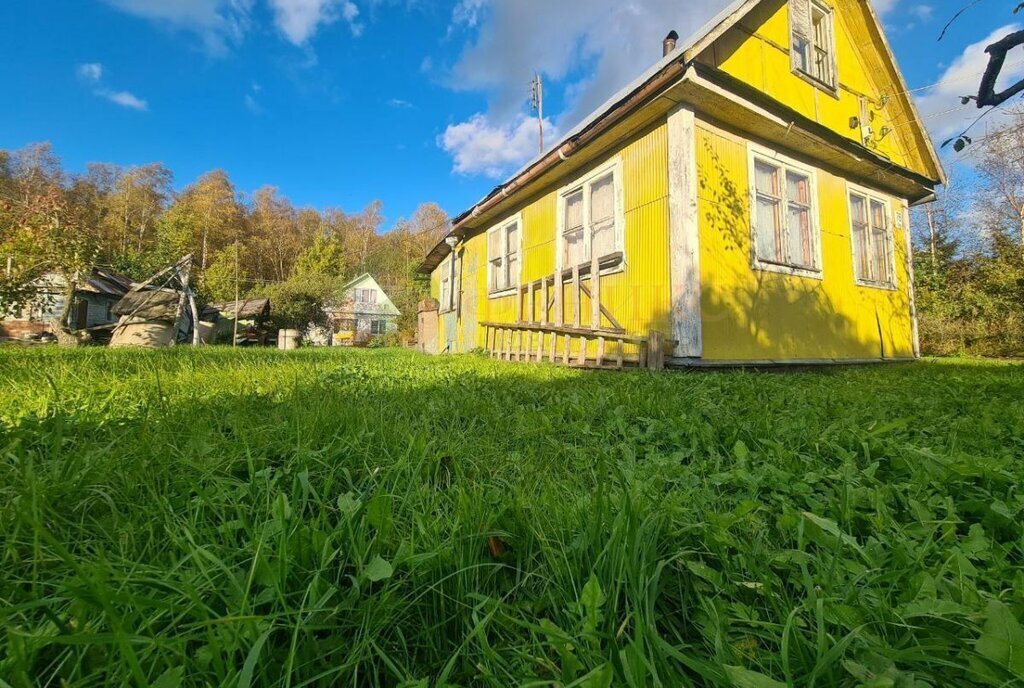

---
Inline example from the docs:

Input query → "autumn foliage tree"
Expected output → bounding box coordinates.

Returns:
[0,142,448,338]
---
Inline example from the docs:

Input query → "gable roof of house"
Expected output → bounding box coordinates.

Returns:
[419,0,944,274]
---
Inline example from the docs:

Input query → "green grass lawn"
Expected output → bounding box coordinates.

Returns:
[1,348,1023,687]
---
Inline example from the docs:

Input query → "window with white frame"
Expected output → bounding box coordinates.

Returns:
[487,218,520,295]
[353,288,377,305]
[751,154,820,273]
[560,165,621,270]
[849,190,894,287]
[791,0,836,89]
[370,319,387,335]
[439,261,452,313]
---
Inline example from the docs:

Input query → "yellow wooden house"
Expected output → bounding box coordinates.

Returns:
[419,0,944,368]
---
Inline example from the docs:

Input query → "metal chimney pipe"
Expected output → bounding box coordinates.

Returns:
[663,30,679,57]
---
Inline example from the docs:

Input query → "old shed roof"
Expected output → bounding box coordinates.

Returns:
[80,268,134,298]
[209,298,271,320]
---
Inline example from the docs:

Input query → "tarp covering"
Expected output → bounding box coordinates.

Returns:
[112,289,182,322]
[209,298,270,320]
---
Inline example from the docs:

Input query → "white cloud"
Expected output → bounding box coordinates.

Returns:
[871,0,900,16]
[98,89,149,111]
[914,24,1024,146]
[909,4,933,22]
[101,0,253,53]
[76,62,148,111]
[439,0,725,176]
[77,63,103,82]
[388,98,413,108]
[451,0,487,29]
[439,113,556,178]
[269,0,362,44]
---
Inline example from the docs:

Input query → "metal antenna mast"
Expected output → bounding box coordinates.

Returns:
[530,73,544,155]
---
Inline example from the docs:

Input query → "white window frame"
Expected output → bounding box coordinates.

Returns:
[747,143,823,279]
[555,157,626,278]
[439,254,455,314]
[486,212,523,299]
[790,0,837,93]
[846,182,896,290]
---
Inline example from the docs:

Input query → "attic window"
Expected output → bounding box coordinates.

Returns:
[791,0,836,90]
[354,288,377,305]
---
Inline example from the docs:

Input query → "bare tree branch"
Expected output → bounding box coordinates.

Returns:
[939,0,984,41]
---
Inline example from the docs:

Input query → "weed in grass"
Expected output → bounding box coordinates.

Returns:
[1,348,1023,686]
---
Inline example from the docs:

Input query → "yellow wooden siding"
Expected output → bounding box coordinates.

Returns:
[433,123,673,358]
[706,0,927,176]
[431,109,917,364]
[696,120,914,361]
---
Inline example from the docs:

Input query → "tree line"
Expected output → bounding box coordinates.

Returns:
[0,143,448,336]
[912,109,1024,358]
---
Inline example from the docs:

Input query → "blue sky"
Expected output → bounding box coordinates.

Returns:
[0,0,1018,229]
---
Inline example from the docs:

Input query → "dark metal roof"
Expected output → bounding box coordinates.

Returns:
[77,268,134,298]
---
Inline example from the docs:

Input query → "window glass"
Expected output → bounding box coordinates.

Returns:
[488,220,519,294]
[590,173,616,260]
[786,171,813,268]
[754,161,782,264]
[870,200,890,284]
[560,168,621,270]
[849,192,893,286]
[505,223,518,289]
[752,156,820,272]
[850,193,869,280]
[563,189,585,267]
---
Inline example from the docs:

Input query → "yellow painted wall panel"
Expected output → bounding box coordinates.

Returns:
[696,121,914,361]
[430,109,917,365]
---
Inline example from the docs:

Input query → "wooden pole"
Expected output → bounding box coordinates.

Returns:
[554,272,564,326]
[590,250,601,330]
[233,241,240,348]
[648,330,665,371]
[572,266,581,328]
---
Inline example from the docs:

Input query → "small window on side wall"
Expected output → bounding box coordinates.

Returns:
[791,0,836,90]
[751,153,821,275]
[488,218,520,295]
[849,190,894,288]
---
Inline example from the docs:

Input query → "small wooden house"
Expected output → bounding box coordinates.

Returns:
[419,0,943,368]
[1,268,133,340]
[326,273,401,346]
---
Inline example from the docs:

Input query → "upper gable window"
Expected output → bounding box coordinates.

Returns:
[791,0,836,90]
[487,217,520,296]
[353,288,377,305]
[749,148,822,277]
